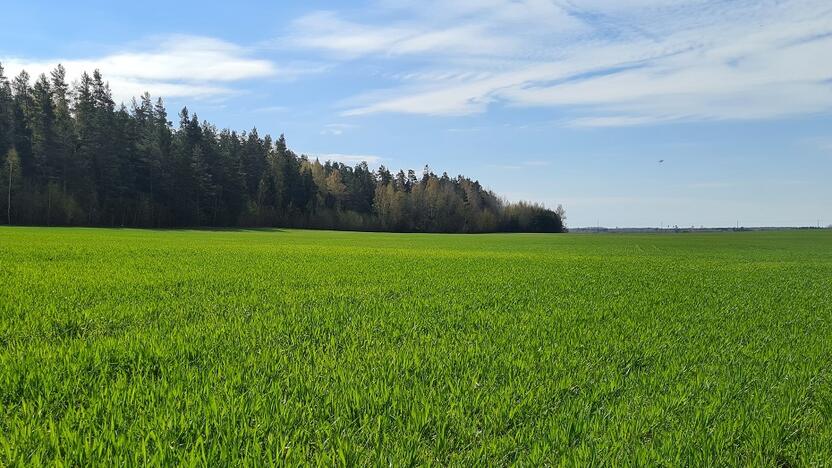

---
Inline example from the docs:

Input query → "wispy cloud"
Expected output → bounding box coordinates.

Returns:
[288,0,832,125]
[283,6,570,59]
[1,35,306,104]
[5,2,831,128]
[567,115,669,128]
[320,123,357,136]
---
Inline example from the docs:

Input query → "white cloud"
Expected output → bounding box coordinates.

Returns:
[320,123,357,136]
[286,11,525,59]
[5,2,831,127]
[378,0,582,29]
[289,0,832,124]
[1,35,292,104]
[568,116,666,128]
[504,26,832,124]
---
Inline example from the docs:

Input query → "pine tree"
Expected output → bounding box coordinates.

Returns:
[30,74,57,184]
[190,146,214,224]
[243,128,266,203]
[0,63,14,156]
[50,65,75,196]
[11,71,34,180]
[90,70,120,224]
[71,72,98,221]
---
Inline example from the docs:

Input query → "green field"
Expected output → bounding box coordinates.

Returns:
[1,227,831,465]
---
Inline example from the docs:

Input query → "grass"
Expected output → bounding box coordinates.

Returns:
[1,227,831,466]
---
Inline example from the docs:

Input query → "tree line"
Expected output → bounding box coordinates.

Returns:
[0,64,565,232]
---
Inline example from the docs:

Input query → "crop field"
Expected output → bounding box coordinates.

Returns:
[0,227,831,465]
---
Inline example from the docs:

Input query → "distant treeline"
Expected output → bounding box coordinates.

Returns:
[0,64,564,232]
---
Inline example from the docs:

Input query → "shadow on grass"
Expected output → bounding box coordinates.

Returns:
[0,224,287,234]
[146,227,288,233]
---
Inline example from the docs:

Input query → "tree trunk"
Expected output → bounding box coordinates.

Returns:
[6,160,11,225]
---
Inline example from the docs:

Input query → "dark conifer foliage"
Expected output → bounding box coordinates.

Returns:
[0,65,564,232]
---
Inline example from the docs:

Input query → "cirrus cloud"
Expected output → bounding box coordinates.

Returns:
[287,0,832,126]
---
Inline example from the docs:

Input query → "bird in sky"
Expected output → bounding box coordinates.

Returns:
[658,159,665,163]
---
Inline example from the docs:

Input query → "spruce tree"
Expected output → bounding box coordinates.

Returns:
[0,63,14,157]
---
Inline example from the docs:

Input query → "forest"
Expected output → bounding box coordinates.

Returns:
[0,64,564,233]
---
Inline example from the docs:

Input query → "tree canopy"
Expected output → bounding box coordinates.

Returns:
[0,64,564,233]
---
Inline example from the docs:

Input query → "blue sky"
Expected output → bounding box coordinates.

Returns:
[2,0,831,227]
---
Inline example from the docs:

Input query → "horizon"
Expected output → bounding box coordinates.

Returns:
[573,224,831,230]
[2,0,831,228]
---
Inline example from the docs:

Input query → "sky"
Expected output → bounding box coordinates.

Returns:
[1,0,831,228]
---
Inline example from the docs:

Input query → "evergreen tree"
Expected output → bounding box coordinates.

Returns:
[11,71,34,180]
[0,64,14,157]
[190,146,214,224]
[50,65,74,194]
[30,74,57,184]
[71,72,98,222]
